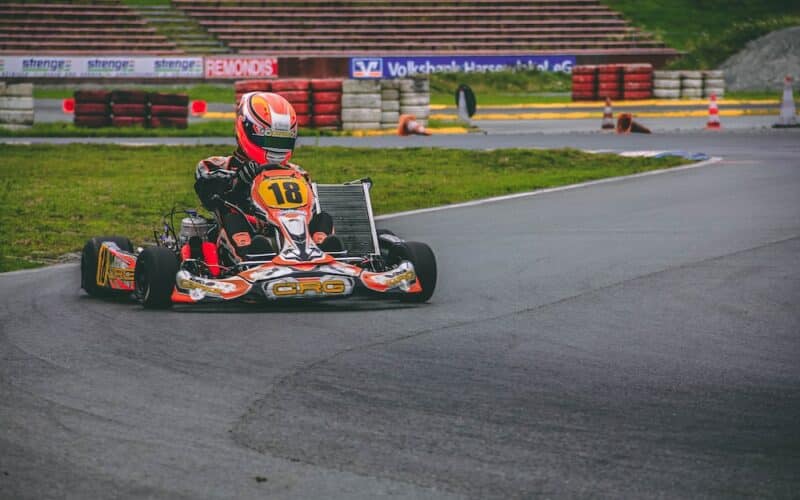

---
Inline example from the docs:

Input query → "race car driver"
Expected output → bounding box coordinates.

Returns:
[194,91,333,263]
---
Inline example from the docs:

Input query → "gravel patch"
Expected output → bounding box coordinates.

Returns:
[721,26,800,91]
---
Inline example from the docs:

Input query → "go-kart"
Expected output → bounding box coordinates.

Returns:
[81,165,436,308]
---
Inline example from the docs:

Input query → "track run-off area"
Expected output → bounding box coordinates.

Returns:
[2,129,799,498]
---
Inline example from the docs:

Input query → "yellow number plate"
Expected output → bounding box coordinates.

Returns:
[256,177,309,209]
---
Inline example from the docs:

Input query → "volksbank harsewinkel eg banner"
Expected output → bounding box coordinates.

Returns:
[350,55,575,79]
[0,56,204,78]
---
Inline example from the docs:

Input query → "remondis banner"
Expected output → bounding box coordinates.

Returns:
[0,56,203,78]
[350,55,575,79]
[204,56,278,79]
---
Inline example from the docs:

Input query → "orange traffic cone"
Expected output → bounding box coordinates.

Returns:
[773,76,799,128]
[706,93,721,129]
[601,97,615,130]
[397,114,431,136]
[616,112,651,134]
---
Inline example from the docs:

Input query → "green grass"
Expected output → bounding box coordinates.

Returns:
[34,84,234,104]
[727,90,796,101]
[0,121,234,138]
[0,144,687,272]
[430,69,571,106]
[604,0,800,68]
[0,121,352,138]
[431,93,572,107]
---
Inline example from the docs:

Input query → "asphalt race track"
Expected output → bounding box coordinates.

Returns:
[1,131,799,499]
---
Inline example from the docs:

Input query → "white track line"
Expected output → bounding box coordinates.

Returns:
[376,156,722,221]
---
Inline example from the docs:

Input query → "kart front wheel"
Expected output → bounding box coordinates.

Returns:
[389,241,437,303]
[81,236,133,297]
[135,247,178,309]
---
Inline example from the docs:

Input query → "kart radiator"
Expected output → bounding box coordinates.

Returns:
[314,183,380,257]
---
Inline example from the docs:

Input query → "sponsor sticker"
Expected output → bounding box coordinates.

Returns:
[264,276,354,299]
[153,58,203,77]
[0,56,203,78]
[205,56,278,79]
[87,58,134,76]
[350,55,575,79]
[21,57,72,75]
[350,57,383,79]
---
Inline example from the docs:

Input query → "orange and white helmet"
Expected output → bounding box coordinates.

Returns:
[235,92,297,165]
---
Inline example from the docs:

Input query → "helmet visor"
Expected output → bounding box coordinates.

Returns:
[243,119,296,151]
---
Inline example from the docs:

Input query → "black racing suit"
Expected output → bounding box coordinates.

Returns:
[194,151,329,262]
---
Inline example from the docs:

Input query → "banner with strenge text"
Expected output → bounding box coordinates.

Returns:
[0,56,204,78]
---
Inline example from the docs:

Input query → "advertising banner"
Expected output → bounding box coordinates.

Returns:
[204,56,278,79]
[351,55,575,79]
[0,56,204,78]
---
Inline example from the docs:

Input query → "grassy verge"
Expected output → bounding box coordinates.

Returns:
[0,121,351,138]
[34,83,234,103]
[604,0,800,68]
[0,144,687,272]
[430,69,571,106]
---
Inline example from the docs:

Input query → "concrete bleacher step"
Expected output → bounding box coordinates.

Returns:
[171,0,679,61]
[0,2,184,53]
[132,3,231,54]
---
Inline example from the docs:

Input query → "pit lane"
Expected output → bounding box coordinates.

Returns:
[1,130,799,499]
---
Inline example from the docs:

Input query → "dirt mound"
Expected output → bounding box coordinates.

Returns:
[720,26,800,91]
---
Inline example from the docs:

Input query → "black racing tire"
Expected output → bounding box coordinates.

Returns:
[134,246,178,309]
[148,93,189,106]
[389,241,437,303]
[376,228,398,254]
[81,236,133,297]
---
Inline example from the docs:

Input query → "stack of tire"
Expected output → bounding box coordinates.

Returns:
[380,79,401,128]
[234,79,271,107]
[623,64,653,100]
[341,79,382,130]
[652,71,681,99]
[571,65,597,101]
[148,93,189,129]
[271,79,311,128]
[110,90,147,127]
[597,65,622,101]
[74,90,111,128]
[399,78,430,126]
[680,71,704,98]
[0,82,34,129]
[703,70,725,98]
[310,79,342,129]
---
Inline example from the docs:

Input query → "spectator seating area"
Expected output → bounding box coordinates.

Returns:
[172,0,678,58]
[0,2,182,54]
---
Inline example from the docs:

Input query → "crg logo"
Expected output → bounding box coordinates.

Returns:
[351,58,383,79]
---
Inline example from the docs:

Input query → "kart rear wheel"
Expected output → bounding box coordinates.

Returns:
[135,247,178,309]
[81,236,133,297]
[389,241,437,303]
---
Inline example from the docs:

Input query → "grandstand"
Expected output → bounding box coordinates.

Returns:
[174,0,678,61]
[0,0,678,64]
[0,2,182,55]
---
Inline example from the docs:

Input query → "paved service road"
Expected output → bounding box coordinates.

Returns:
[1,132,799,498]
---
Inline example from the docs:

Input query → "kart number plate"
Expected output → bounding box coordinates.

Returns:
[256,177,309,209]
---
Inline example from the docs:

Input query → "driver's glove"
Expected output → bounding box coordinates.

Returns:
[238,161,265,185]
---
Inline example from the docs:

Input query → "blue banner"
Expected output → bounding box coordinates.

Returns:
[350,55,575,79]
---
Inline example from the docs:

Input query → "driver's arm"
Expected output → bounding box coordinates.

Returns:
[194,156,237,210]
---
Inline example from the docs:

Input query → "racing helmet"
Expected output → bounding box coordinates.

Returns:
[235,92,297,165]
